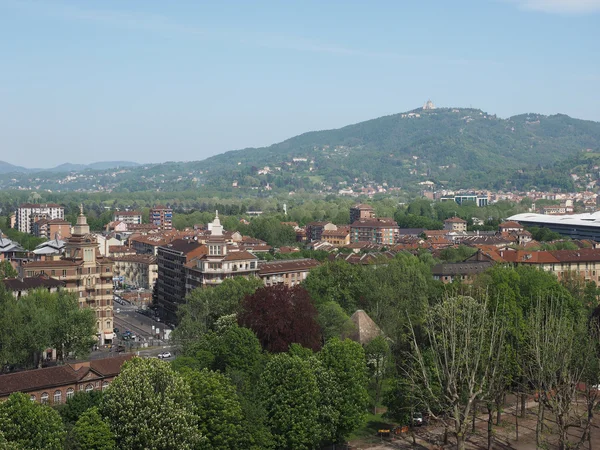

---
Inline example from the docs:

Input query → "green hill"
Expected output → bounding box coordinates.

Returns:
[193,107,600,191]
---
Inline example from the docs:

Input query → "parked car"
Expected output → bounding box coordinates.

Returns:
[116,345,126,353]
[158,352,172,359]
[412,412,424,427]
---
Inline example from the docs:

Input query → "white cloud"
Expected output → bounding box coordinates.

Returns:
[507,0,600,14]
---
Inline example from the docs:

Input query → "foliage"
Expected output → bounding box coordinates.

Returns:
[58,390,104,427]
[239,285,321,352]
[100,357,205,450]
[69,407,115,450]
[0,261,17,279]
[258,353,322,450]
[0,392,66,450]
[173,276,263,351]
[319,338,369,441]
[180,369,247,450]
[527,226,563,242]
[438,245,477,263]
[364,336,392,413]
[316,301,356,342]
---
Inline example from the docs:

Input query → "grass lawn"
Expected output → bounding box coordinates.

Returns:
[348,412,396,442]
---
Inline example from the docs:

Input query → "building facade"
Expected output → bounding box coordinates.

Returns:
[150,205,173,230]
[17,203,65,234]
[0,355,133,403]
[110,254,158,289]
[350,204,375,224]
[306,222,337,242]
[113,211,143,225]
[259,259,320,287]
[444,217,468,232]
[20,209,115,344]
[156,238,205,324]
[350,218,399,246]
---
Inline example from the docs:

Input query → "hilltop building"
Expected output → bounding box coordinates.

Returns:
[423,99,436,110]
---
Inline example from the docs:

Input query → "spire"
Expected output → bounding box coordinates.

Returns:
[79,203,84,215]
[211,210,223,236]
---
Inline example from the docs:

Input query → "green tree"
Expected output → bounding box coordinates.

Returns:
[70,407,115,450]
[0,392,66,450]
[259,353,321,449]
[180,369,247,450]
[364,335,392,414]
[316,301,355,342]
[0,260,17,279]
[174,277,263,352]
[58,390,104,427]
[100,357,205,450]
[319,338,369,441]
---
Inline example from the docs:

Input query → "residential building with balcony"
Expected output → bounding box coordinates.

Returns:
[306,221,337,242]
[350,218,399,246]
[156,238,206,324]
[113,211,142,225]
[185,213,258,291]
[259,259,320,287]
[322,226,351,246]
[150,205,173,230]
[350,204,375,224]
[16,203,65,234]
[20,208,115,344]
[110,254,158,289]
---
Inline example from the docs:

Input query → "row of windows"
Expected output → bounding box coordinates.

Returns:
[30,382,110,404]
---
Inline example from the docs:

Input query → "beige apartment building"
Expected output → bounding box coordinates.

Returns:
[20,209,114,345]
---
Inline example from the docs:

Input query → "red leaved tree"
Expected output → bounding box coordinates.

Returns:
[238,285,321,353]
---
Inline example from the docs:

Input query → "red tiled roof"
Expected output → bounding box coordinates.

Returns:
[444,217,467,223]
[499,221,523,228]
[258,258,320,275]
[552,248,600,263]
[221,251,258,261]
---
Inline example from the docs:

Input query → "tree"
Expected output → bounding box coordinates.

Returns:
[100,357,205,450]
[70,407,115,450]
[0,260,17,279]
[316,301,355,342]
[259,354,322,449]
[319,338,369,441]
[58,390,104,427]
[523,296,587,450]
[45,290,97,362]
[0,392,66,450]
[180,368,247,450]
[407,296,506,450]
[239,285,321,353]
[304,260,366,312]
[364,335,391,414]
[174,277,263,352]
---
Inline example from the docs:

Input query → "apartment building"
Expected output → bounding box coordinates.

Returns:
[444,217,468,232]
[113,211,143,225]
[17,203,65,234]
[150,205,173,230]
[259,259,320,287]
[20,209,115,344]
[156,238,206,324]
[350,204,375,224]
[32,218,72,240]
[185,213,258,290]
[306,221,337,242]
[350,217,399,246]
[110,254,158,289]
[321,226,351,246]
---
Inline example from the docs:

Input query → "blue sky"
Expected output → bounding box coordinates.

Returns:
[1,0,599,167]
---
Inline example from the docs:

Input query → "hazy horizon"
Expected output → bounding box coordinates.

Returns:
[2,0,599,167]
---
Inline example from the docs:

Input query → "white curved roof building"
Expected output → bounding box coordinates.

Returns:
[508,211,600,240]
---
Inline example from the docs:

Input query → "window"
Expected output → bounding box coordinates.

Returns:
[66,388,74,399]
[41,392,49,404]
[53,390,62,405]
[85,384,94,392]
[30,394,36,402]
[62,270,67,277]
